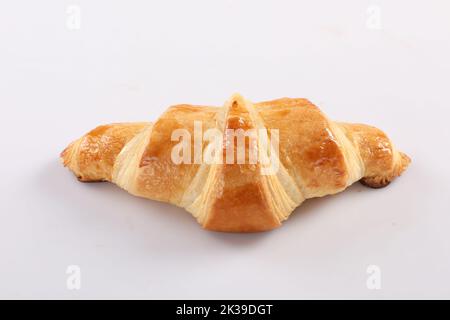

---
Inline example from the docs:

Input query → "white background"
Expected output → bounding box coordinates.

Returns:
[0,0,449,299]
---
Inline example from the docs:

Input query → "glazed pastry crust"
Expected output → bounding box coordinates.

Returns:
[61,94,410,232]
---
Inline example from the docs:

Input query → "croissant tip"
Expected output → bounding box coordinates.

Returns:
[60,140,79,168]
[400,152,411,168]
[360,151,411,189]
[230,92,244,99]
[60,146,71,167]
[228,93,246,105]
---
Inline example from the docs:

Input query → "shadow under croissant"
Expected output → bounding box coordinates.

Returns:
[204,182,377,247]
[40,161,269,250]
[39,160,196,226]
[42,158,391,246]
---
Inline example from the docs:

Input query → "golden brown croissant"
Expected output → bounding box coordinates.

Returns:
[61,94,410,232]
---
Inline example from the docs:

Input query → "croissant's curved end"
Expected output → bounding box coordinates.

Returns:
[399,152,412,173]
[360,150,411,188]
[60,138,85,181]
[337,122,411,189]
[60,123,151,182]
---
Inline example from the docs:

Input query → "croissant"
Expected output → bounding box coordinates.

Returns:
[61,94,410,232]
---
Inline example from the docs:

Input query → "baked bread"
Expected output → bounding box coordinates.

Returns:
[61,94,410,232]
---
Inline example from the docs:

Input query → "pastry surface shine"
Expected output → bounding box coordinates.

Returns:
[61,94,410,232]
